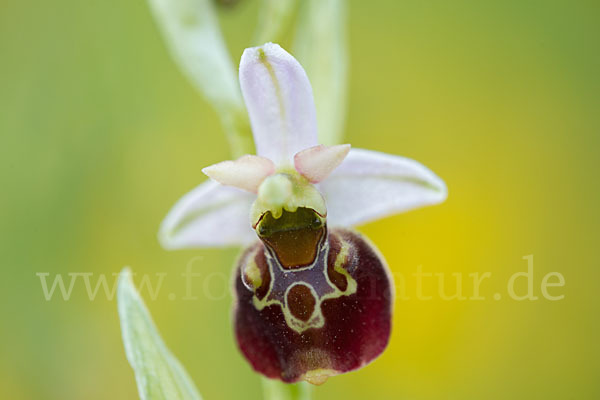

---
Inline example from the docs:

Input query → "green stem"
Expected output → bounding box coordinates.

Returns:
[262,378,313,400]
[221,106,256,158]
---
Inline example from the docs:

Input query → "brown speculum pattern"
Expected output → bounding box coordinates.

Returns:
[233,208,393,384]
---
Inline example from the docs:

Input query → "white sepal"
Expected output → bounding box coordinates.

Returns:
[320,148,447,227]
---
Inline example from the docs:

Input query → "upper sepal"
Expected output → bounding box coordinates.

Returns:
[239,43,319,165]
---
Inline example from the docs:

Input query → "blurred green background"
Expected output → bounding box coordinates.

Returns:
[1,0,599,398]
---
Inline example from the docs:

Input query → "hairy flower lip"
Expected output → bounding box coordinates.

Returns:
[234,227,393,383]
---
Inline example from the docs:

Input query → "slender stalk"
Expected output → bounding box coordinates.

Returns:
[253,0,298,46]
[148,0,256,158]
[221,106,256,158]
[294,0,348,146]
[262,378,313,400]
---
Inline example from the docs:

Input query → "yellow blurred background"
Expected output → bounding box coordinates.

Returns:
[1,0,598,398]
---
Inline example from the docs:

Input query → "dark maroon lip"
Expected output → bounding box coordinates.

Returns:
[233,227,393,384]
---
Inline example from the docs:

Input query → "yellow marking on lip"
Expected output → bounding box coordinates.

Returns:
[332,240,357,294]
[301,368,338,385]
[243,259,262,289]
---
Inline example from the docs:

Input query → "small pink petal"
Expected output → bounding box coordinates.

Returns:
[294,144,351,183]
[202,155,275,193]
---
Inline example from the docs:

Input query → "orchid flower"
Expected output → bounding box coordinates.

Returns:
[159,43,446,385]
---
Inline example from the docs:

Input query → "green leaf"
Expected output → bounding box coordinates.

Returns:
[294,0,348,146]
[117,268,202,400]
[148,0,254,157]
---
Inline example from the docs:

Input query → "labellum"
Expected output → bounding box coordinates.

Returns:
[234,207,393,384]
